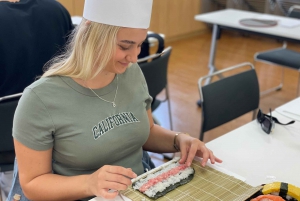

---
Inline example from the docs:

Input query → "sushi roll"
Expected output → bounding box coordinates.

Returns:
[250,194,285,201]
[248,182,300,201]
[132,162,195,200]
[261,182,300,201]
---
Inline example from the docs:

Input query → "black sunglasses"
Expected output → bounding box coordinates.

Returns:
[257,109,295,134]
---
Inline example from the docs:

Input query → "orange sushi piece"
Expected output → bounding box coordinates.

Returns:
[250,194,285,201]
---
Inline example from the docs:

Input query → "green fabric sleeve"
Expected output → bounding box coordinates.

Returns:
[13,88,55,151]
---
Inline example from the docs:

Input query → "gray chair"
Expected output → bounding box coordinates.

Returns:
[254,5,300,96]
[0,93,22,172]
[198,62,259,141]
[138,46,173,130]
[265,0,300,16]
[227,0,267,13]
[138,47,174,160]
[201,0,227,14]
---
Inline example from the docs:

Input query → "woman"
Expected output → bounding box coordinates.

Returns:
[9,0,222,200]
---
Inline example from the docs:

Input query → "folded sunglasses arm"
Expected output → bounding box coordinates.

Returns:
[264,114,295,125]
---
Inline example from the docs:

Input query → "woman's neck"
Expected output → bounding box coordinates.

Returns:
[73,72,116,89]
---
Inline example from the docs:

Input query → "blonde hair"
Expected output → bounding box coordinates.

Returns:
[43,18,120,80]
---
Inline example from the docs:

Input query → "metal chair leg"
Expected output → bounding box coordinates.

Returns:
[152,114,161,125]
[166,85,173,130]
[298,71,300,97]
[199,131,204,141]
[252,109,258,120]
[260,67,284,96]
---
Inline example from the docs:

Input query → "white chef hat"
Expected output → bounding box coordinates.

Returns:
[83,0,153,29]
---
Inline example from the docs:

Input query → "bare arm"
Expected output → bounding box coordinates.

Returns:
[14,139,136,201]
[143,109,222,167]
[142,109,177,153]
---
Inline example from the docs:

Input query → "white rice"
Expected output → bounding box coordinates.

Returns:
[133,162,194,198]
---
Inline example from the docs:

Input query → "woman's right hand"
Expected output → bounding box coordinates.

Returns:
[86,165,137,199]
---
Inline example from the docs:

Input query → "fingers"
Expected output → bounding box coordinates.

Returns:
[87,165,138,199]
[179,145,188,165]
[214,156,223,163]
[94,166,137,193]
[178,136,222,167]
[200,147,210,167]
[198,148,223,167]
[99,188,119,200]
[178,134,195,166]
[102,166,136,188]
[183,140,198,166]
[105,166,137,179]
[100,180,129,192]
[104,174,132,190]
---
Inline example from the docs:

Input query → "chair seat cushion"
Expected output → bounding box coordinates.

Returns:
[256,48,300,69]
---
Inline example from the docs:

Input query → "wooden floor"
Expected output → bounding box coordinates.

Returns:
[150,29,300,167]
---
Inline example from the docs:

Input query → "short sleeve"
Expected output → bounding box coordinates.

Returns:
[13,88,55,151]
[136,64,153,110]
[143,80,153,111]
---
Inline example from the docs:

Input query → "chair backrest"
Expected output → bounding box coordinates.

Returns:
[198,63,259,135]
[138,32,165,60]
[288,5,300,18]
[138,46,172,99]
[0,93,22,172]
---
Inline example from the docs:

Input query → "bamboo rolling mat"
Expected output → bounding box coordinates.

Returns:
[121,160,262,201]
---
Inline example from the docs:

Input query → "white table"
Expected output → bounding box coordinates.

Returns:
[206,97,300,187]
[195,9,300,84]
[89,97,300,201]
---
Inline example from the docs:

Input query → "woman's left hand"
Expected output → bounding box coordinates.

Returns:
[176,134,222,167]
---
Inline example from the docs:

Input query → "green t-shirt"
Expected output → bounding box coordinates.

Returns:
[13,64,152,177]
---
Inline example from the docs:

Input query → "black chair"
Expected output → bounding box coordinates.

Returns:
[138,46,173,130]
[198,62,259,141]
[254,5,300,96]
[0,93,22,172]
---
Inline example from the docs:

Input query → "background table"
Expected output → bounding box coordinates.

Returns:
[194,9,300,85]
